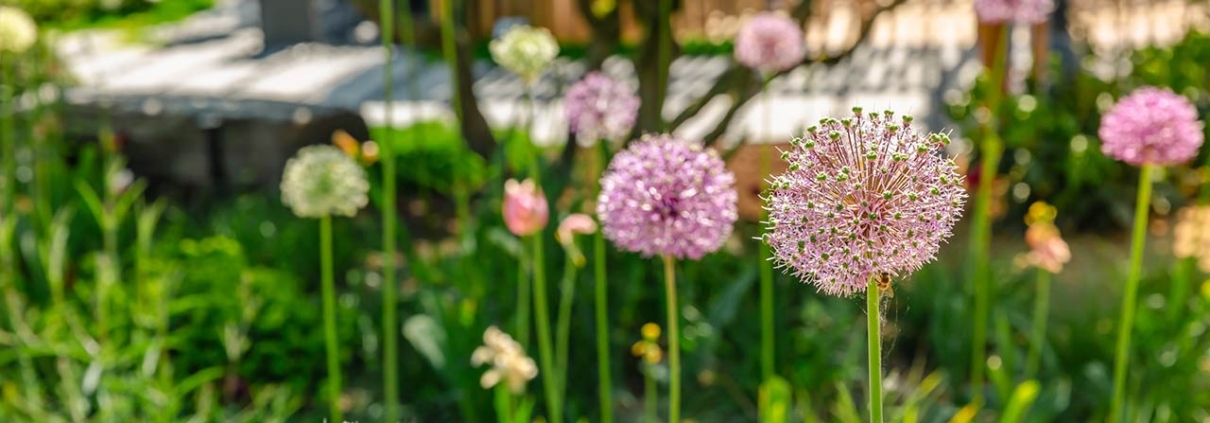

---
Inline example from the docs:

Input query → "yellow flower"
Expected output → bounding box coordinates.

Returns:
[631,323,663,364]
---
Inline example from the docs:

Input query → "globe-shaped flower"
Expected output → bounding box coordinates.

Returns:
[503,178,550,237]
[490,25,559,82]
[734,13,805,74]
[974,0,1054,25]
[1099,87,1204,167]
[0,6,37,54]
[764,109,967,296]
[597,135,738,260]
[565,72,640,147]
[280,145,370,218]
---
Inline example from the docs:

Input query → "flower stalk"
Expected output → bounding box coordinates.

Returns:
[320,215,343,423]
[662,254,681,423]
[867,277,883,423]
[1110,163,1155,422]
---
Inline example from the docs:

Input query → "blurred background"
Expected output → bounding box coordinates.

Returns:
[3,0,1210,422]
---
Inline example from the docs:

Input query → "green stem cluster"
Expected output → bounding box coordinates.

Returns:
[1110,164,1156,423]
[970,23,1010,406]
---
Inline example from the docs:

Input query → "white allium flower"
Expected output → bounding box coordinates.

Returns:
[0,6,36,54]
[471,326,538,394]
[280,145,369,218]
[489,25,559,81]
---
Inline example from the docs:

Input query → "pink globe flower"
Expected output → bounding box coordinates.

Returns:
[503,178,549,237]
[734,13,805,74]
[974,0,1054,25]
[565,72,640,147]
[765,108,967,296]
[597,135,738,260]
[1099,87,1204,167]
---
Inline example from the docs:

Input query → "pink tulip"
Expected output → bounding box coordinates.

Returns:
[503,179,549,237]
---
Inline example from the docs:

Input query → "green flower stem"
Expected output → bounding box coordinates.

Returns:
[867,277,883,423]
[592,144,614,423]
[555,250,577,403]
[320,215,343,423]
[379,0,401,419]
[759,79,775,383]
[1025,268,1051,380]
[644,365,658,423]
[531,233,561,423]
[1110,163,1156,423]
[662,254,681,423]
[517,249,531,349]
[970,23,1010,406]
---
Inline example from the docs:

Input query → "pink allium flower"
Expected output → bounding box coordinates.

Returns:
[974,0,1054,25]
[1099,87,1204,167]
[734,13,805,74]
[764,108,967,296]
[565,72,640,147]
[503,178,549,237]
[597,135,738,260]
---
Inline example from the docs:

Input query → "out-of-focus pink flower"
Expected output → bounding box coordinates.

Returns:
[565,72,640,147]
[503,179,549,237]
[557,213,599,267]
[734,13,805,74]
[764,108,967,297]
[1099,87,1204,167]
[557,214,598,243]
[974,0,1054,25]
[1025,224,1070,274]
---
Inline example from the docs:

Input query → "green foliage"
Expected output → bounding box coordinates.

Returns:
[944,31,1210,231]
[2,0,213,31]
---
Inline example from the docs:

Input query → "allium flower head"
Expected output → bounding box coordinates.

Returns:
[597,135,738,260]
[471,326,538,394]
[565,72,640,147]
[490,25,559,81]
[974,0,1054,25]
[503,179,550,237]
[0,6,37,54]
[764,108,967,296]
[280,145,369,218]
[1099,87,1204,167]
[734,13,805,74]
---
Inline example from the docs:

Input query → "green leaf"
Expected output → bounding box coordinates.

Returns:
[403,314,448,370]
[998,380,1040,423]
